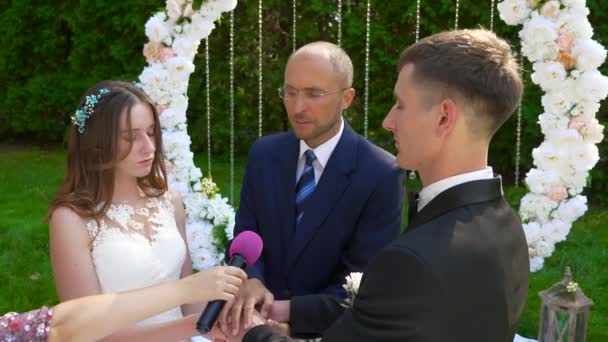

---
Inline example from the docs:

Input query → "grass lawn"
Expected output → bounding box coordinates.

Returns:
[0,148,606,340]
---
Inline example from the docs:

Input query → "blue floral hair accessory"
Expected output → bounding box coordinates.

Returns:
[71,88,110,133]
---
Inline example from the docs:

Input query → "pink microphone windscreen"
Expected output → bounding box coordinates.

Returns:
[229,230,263,266]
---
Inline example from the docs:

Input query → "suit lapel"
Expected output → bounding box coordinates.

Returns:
[271,134,300,254]
[286,122,358,270]
[409,176,504,230]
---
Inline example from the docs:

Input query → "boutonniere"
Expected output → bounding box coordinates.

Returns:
[342,272,363,307]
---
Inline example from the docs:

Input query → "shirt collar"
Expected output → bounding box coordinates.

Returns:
[418,167,494,212]
[299,117,344,168]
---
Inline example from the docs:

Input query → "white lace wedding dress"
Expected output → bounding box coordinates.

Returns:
[86,191,187,326]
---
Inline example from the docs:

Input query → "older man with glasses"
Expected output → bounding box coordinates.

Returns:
[219,41,405,339]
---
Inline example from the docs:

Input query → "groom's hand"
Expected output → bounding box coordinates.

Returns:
[220,278,274,335]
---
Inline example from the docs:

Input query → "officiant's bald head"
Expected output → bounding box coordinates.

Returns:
[288,41,354,88]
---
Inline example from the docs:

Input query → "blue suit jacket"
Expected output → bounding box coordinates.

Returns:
[232,121,404,300]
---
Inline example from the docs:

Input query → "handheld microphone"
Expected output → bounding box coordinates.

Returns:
[196,230,263,334]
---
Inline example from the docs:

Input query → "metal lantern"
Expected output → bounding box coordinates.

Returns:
[538,267,593,342]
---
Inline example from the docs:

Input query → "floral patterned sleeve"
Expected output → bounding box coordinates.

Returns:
[0,306,52,342]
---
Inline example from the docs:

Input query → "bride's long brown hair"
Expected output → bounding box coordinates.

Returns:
[47,81,167,221]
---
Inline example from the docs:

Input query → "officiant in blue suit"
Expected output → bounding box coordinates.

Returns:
[221,41,405,337]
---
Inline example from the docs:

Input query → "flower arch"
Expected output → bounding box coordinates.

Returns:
[498,0,608,271]
[137,0,238,270]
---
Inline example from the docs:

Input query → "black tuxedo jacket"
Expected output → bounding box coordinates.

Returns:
[245,177,530,342]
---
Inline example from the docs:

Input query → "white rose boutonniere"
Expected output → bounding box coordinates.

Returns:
[342,272,363,307]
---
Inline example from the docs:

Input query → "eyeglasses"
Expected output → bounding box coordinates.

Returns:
[278,86,347,101]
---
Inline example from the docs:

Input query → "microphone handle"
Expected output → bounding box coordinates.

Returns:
[196,254,248,334]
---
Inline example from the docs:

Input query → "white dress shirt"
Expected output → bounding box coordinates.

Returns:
[296,117,344,184]
[417,167,496,212]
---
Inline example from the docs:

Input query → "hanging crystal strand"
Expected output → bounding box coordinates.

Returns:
[409,0,422,181]
[490,0,495,31]
[292,0,297,52]
[515,48,524,187]
[363,0,371,138]
[454,0,460,30]
[415,0,421,42]
[258,0,263,138]
[205,38,212,179]
[337,0,342,47]
[229,10,235,203]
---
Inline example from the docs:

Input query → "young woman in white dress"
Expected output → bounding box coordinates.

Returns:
[47,81,232,341]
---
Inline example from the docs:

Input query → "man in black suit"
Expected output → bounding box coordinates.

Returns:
[240,28,530,342]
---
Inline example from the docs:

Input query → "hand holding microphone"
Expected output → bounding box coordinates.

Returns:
[196,230,264,334]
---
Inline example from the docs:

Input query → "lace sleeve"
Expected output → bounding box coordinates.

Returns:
[0,306,52,341]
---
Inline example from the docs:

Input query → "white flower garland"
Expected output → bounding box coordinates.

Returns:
[138,0,239,270]
[498,0,607,271]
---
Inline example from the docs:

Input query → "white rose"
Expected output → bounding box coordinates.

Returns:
[139,63,169,86]
[532,141,567,172]
[522,222,542,244]
[189,13,216,41]
[520,13,557,45]
[520,193,559,223]
[172,37,197,60]
[166,0,184,19]
[562,0,587,11]
[572,39,607,72]
[145,12,171,44]
[166,56,196,81]
[160,107,187,129]
[541,92,572,116]
[570,100,600,118]
[531,62,566,91]
[568,143,599,171]
[530,257,544,272]
[171,94,189,113]
[581,118,604,144]
[211,0,238,12]
[199,2,224,22]
[525,168,561,194]
[535,239,555,258]
[557,167,587,196]
[538,112,569,138]
[555,195,588,223]
[541,219,571,244]
[497,0,532,26]
[576,70,608,103]
[557,12,593,40]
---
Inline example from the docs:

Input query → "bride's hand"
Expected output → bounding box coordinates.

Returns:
[181,266,247,304]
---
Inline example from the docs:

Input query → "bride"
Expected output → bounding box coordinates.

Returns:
[47,80,221,341]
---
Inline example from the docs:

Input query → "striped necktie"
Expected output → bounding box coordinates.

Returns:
[295,149,317,225]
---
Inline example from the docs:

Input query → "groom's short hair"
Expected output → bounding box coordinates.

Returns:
[398,29,523,138]
[288,41,354,88]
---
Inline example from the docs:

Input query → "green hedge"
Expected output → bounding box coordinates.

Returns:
[1,0,606,204]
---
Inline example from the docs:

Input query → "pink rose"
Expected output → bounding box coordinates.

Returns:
[568,116,590,132]
[143,42,164,63]
[540,1,560,18]
[545,185,568,202]
[556,32,575,53]
[159,47,175,63]
[143,42,175,64]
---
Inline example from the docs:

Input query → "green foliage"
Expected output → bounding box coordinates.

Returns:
[0,1,607,203]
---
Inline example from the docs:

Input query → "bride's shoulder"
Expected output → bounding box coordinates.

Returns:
[49,206,87,226]
[48,206,91,243]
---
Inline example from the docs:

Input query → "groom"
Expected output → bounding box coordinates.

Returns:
[241,28,530,342]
